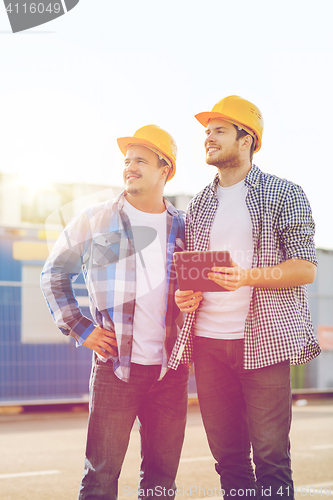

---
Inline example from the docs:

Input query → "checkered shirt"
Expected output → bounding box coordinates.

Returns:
[168,164,321,371]
[41,192,185,382]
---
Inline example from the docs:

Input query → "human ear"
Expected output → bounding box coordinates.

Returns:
[241,135,253,151]
[162,165,171,180]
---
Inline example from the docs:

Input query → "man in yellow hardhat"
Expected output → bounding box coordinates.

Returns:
[41,125,188,499]
[172,96,320,498]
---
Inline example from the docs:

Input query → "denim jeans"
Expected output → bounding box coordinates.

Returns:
[193,337,294,500]
[78,359,189,500]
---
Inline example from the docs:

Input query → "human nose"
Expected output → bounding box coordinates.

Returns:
[205,132,215,146]
[124,160,136,171]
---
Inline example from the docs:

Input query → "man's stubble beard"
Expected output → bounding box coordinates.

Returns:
[124,176,143,196]
[206,147,241,171]
[125,186,141,195]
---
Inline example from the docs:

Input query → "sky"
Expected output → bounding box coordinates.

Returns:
[0,0,332,249]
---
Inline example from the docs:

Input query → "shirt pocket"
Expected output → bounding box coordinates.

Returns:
[259,212,281,267]
[92,232,121,268]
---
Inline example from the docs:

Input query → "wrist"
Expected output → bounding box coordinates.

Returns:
[243,267,252,287]
[246,267,264,287]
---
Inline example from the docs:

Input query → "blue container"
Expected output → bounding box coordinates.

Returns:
[0,226,93,404]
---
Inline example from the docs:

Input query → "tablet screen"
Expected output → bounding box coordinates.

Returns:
[173,251,231,292]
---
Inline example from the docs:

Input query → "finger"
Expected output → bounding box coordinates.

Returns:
[191,295,203,304]
[103,332,117,343]
[102,337,117,347]
[175,289,194,297]
[176,295,200,307]
[182,295,203,306]
[208,272,228,281]
[209,271,239,281]
[182,295,203,312]
[211,267,234,274]
[98,327,116,338]
[94,347,110,359]
[181,304,199,313]
[101,337,118,349]
[208,277,236,290]
[101,341,118,356]
[208,274,230,285]
[108,346,118,356]
[91,327,113,341]
[187,292,202,301]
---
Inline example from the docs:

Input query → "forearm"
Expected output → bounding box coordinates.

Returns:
[246,259,317,288]
[209,258,317,291]
[41,268,95,341]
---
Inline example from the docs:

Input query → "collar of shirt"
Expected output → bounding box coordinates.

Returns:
[208,164,261,195]
[119,190,180,218]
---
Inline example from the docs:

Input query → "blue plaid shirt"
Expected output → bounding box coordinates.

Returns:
[41,192,185,382]
[168,164,321,370]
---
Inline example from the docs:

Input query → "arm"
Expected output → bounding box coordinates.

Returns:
[209,182,317,290]
[208,258,316,291]
[174,258,316,311]
[41,209,118,357]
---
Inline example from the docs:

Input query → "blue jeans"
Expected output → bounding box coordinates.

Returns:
[193,337,294,500]
[78,359,189,500]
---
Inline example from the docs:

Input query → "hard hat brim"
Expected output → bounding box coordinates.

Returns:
[195,112,261,152]
[117,136,176,180]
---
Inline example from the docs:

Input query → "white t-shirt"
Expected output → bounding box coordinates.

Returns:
[194,179,253,339]
[123,199,167,364]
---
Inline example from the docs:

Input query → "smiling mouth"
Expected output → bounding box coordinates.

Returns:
[126,174,141,180]
[206,147,219,155]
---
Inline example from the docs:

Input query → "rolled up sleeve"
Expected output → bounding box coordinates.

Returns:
[278,184,317,266]
[41,210,95,344]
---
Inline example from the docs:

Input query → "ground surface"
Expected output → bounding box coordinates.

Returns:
[0,399,332,499]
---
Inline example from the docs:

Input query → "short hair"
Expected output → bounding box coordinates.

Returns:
[233,125,256,163]
[158,157,168,168]
[158,157,171,184]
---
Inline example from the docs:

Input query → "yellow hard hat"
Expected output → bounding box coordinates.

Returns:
[195,95,264,152]
[117,125,177,181]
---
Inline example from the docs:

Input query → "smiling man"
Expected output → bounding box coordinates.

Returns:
[172,96,321,499]
[41,125,188,500]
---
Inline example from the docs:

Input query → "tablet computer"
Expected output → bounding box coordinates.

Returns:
[173,251,231,292]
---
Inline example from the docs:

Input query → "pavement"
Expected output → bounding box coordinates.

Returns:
[0,399,332,499]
